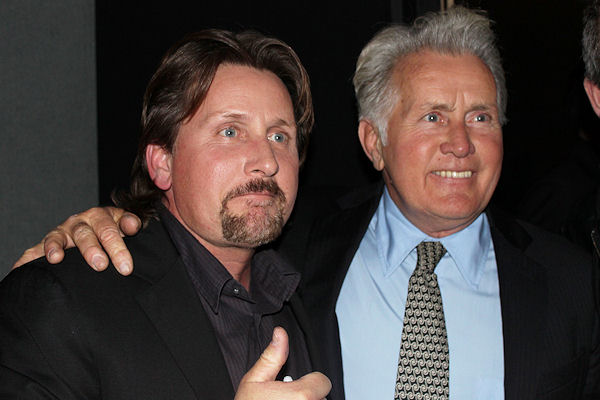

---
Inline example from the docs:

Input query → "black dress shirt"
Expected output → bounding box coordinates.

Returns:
[159,207,312,389]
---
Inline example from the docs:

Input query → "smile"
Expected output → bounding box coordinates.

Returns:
[432,170,473,178]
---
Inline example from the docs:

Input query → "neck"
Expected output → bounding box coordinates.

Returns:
[201,243,254,290]
[163,198,255,290]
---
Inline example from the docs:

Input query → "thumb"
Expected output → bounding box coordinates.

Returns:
[240,326,289,383]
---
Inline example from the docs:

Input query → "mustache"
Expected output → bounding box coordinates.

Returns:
[222,178,286,204]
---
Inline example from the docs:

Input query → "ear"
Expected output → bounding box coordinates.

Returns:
[358,119,385,171]
[584,78,600,118]
[146,144,173,191]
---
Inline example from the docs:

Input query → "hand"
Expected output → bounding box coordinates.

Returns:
[235,327,331,400]
[12,207,141,275]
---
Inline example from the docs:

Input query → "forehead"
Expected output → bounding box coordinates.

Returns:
[201,64,294,117]
[392,50,497,106]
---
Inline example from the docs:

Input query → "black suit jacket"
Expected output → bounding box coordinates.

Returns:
[0,218,318,399]
[283,183,600,400]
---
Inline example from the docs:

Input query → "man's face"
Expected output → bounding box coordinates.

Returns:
[361,51,503,237]
[157,64,299,252]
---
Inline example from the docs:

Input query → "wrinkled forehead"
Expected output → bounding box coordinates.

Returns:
[390,50,498,107]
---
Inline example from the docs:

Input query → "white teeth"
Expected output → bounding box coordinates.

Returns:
[433,170,472,178]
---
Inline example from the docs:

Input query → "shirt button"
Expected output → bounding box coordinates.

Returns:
[233,287,240,295]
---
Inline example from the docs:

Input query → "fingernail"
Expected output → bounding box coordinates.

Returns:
[271,329,281,345]
[91,254,106,271]
[48,248,57,261]
[127,214,142,229]
[118,261,132,275]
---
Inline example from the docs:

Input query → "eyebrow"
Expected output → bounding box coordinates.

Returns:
[209,111,296,128]
[424,103,454,112]
[420,102,496,112]
[207,111,247,121]
[270,118,296,128]
[468,103,496,112]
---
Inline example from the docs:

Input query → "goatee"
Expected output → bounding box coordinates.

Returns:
[220,179,287,247]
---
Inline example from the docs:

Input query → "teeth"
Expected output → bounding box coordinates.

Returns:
[433,170,472,178]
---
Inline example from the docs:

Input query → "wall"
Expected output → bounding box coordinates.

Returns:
[0,0,97,276]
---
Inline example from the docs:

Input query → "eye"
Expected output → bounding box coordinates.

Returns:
[218,127,237,137]
[474,113,490,122]
[467,112,495,125]
[424,113,441,122]
[268,132,287,143]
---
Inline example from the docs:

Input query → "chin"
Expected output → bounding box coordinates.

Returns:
[221,210,285,247]
[433,206,482,226]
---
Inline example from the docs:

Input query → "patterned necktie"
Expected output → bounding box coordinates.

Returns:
[395,241,449,399]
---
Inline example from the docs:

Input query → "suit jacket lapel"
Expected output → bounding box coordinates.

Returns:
[288,292,323,373]
[131,220,234,400]
[136,258,234,400]
[300,184,382,400]
[489,212,547,400]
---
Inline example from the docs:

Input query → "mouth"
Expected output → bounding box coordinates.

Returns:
[222,179,286,208]
[432,170,473,178]
[234,191,275,200]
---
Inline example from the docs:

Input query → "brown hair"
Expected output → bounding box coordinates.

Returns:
[114,29,313,222]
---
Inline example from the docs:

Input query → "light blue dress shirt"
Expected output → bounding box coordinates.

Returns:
[336,188,504,399]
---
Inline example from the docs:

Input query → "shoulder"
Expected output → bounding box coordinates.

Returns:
[518,220,596,302]
[504,215,592,272]
[489,207,591,266]
[490,210,595,305]
[519,219,591,264]
[1,249,133,317]
[1,218,175,310]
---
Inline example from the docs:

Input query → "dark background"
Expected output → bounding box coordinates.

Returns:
[96,0,595,214]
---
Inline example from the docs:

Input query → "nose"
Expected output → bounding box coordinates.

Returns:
[440,122,475,158]
[244,137,279,177]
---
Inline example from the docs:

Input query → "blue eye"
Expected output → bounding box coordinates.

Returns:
[269,133,286,143]
[219,127,237,137]
[425,113,440,122]
[474,114,490,122]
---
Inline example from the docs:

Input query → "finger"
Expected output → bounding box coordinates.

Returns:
[92,207,138,275]
[42,228,72,264]
[70,221,110,271]
[236,371,331,400]
[65,207,129,274]
[117,211,142,236]
[291,372,332,400]
[241,327,289,384]
[12,242,47,269]
[109,210,140,275]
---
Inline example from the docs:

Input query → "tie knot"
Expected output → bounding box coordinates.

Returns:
[416,241,446,272]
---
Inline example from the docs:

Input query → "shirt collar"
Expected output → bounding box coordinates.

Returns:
[251,250,301,313]
[158,206,230,313]
[374,187,492,288]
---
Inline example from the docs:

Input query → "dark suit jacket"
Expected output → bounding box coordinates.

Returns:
[282,183,600,400]
[0,218,318,400]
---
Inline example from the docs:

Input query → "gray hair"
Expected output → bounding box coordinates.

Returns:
[583,0,600,86]
[353,6,507,144]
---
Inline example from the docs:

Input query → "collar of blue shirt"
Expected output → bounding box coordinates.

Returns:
[375,187,492,289]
